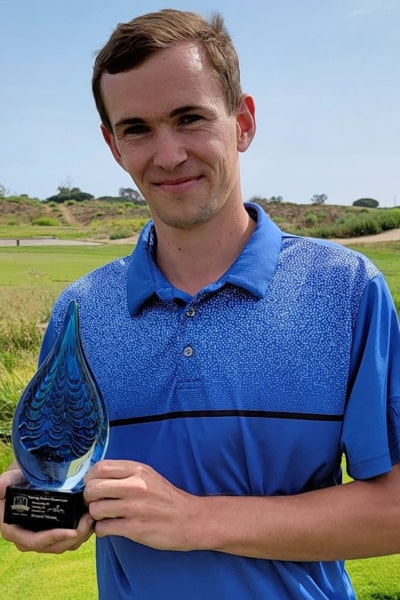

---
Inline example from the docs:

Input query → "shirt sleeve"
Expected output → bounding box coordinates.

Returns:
[341,274,400,480]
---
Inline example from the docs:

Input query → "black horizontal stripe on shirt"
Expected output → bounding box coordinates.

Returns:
[110,409,343,428]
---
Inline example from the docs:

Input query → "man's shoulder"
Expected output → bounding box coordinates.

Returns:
[280,233,381,281]
[51,254,132,324]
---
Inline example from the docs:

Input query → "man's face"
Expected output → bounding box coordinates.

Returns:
[100,42,255,231]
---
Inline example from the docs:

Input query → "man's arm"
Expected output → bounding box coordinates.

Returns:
[84,459,400,561]
[196,462,400,561]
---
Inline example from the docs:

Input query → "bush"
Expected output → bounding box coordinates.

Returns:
[304,211,318,227]
[333,214,382,237]
[31,217,60,227]
[377,210,400,231]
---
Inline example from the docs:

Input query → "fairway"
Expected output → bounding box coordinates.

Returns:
[0,244,134,290]
[350,242,400,309]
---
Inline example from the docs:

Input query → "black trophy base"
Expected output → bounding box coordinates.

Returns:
[4,484,86,531]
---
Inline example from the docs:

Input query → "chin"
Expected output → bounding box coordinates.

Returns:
[161,206,221,230]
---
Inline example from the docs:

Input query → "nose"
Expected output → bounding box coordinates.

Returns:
[153,127,188,171]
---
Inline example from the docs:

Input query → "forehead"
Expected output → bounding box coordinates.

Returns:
[100,43,226,124]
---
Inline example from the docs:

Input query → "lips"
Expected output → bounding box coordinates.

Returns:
[156,175,199,185]
[154,175,202,192]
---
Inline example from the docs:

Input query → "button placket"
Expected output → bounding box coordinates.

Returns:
[181,304,197,362]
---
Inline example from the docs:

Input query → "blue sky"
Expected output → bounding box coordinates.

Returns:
[1,0,399,207]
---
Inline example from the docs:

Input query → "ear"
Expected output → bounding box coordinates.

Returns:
[236,94,256,153]
[101,125,127,171]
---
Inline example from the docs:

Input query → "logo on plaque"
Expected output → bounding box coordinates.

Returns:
[10,496,30,513]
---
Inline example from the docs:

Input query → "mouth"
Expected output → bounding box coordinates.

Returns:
[154,176,203,193]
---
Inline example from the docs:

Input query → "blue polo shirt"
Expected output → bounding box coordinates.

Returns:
[40,203,400,599]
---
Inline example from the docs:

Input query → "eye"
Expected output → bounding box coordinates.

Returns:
[179,114,203,126]
[123,124,150,136]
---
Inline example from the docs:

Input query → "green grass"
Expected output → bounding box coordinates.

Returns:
[0,535,97,600]
[0,244,134,289]
[0,443,13,473]
[342,462,400,598]
[347,555,400,599]
[350,242,400,312]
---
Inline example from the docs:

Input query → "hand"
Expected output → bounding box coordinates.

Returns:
[84,460,199,551]
[0,468,94,554]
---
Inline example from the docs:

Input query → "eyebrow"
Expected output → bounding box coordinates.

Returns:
[114,105,204,130]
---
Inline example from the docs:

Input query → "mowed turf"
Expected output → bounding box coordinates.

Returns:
[0,244,134,289]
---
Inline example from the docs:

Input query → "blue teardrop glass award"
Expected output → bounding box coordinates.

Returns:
[4,300,109,530]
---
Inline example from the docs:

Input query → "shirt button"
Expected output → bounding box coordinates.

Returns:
[183,346,194,357]
[186,307,196,317]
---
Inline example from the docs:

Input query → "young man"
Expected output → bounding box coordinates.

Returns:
[1,9,400,599]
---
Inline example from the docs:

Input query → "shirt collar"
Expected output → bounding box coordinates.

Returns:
[127,202,282,316]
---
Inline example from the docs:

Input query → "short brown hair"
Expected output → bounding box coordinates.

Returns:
[92,9,242,131]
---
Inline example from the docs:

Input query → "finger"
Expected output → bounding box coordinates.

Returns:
[0,470,26,497]
[88,497,129,521]
[94,516,126,539]
[85,460,146,482]
[50,513,95,553]
[1,522,79,552]
[1,512,94,554]
[85,471,148,504]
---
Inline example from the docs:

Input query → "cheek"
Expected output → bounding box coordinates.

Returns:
[117,145,146,176]
[201,134,233,170]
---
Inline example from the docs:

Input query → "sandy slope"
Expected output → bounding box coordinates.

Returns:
[328,228,400,246]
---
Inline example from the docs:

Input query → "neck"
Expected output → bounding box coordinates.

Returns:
[154,203,255,296]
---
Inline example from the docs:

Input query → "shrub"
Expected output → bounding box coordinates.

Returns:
[31,217,60,227]
[305,211,318,227]
[377,210,400,231]
[312,225,336,239]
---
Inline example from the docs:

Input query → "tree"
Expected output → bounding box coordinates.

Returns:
[311,194,327,205]
[45,186,94,203]
[119,187,145,204]
[353,198,379,208]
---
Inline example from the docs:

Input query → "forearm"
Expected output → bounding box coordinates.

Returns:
[189,466,400,561]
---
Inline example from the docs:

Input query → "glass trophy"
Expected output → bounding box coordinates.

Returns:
[4,300,109,531]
